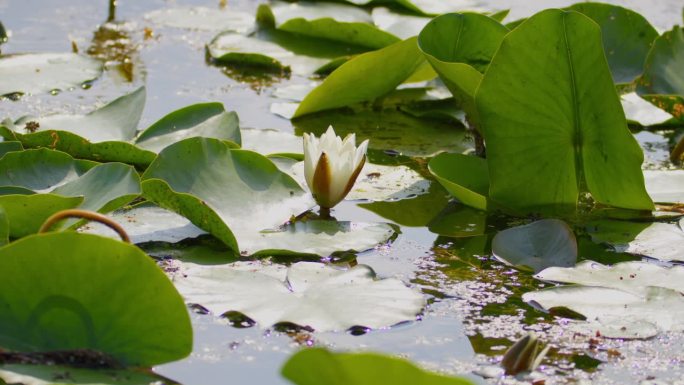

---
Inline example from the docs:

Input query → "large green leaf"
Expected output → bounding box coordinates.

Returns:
[637,26,684,121]
[418,13,508,123]
[282,348,474,385]
[476,9,653,213]
[0,141,22,158]
[566,3,658,85]
[0,194,83,238]
[0,149,140,221]
[135,102,241,153]
[0,53,102,96]
[428,153,489,210]
[15,87,145,142]
[0,232,192,367]
[294,37,425,117]
[141,137,313,253]
[258,2,399,49]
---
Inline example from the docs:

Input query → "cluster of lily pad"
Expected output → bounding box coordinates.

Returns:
[1,0,683,384]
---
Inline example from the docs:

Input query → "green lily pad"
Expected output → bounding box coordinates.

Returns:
[0,364,178,385]
[428,153,488,210]
[294,37,425,117]
[587,219,684,263]
[566,3,658,85]
[477,9,653,213]
[637,26,684,121]
[523,286,684,336]
[0,149,140,223]
[0,141,23,158]
[172,261,425,331]
[418,13,508,125]
[145,6,255,32]
[535,260,684,296]
[0,53,103,96]
[207,30,357,76]
[282,348,475,385]
[0,232,192,366]
[0,125,156,170]
[294,109,470,157]
[15,87,145,142]
[644,169,684,203]
[135,102,240,153]
[0,194,83,238]
[0,206,7,246]
[141,137,313,254]
[258,1,399,49]
[621,92,674,126]
[491,219,578,273]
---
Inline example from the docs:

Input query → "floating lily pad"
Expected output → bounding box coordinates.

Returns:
[535,260,684,296]
[0,364,177,385]
[621,92,673,126]
[0,53,102,96]
[428,153,488,210]
[145,6,254,32]
[644,169,684,203]
[258,1,399,49]
[15,87,145,142]
[0,194,83,238]
[172,261,425,331]
[0,125,156,170]
[290,162,430,201]
[587,220,684,262]
[207,30,354,76]
[141,137,313,254]
[241,220,395,257]
[637,26,684,121]
[282,348,475,385]
[0,232,192,366]
[524,286,684,335]
[135,102,240,153]
[491,219,577,273]
[294,37,425,117]
[0,141,22,158]
[567,3,658,85]
[0,149,140,224]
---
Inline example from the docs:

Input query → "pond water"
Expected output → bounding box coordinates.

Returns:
[1,0,683,384]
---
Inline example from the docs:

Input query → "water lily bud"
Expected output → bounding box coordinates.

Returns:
[303,126,369,210]
[501,333,550,375]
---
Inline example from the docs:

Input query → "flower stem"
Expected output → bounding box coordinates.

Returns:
[39,209,131,243]
[318,207,331,219]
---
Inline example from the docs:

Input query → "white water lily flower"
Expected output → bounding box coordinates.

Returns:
[303,126,369,209]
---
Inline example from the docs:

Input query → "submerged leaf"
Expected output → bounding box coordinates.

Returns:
[173,261,425,331]
[491,219,577,273]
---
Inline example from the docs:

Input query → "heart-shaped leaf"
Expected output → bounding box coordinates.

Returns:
[477,9,653,213]
[0,232,192,366]
[428,153,489,210]
[141,137,313,253]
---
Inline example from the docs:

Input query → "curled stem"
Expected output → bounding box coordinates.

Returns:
[39,209,130,243]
